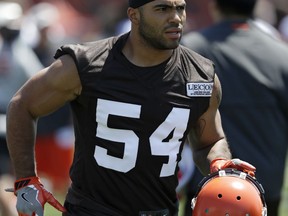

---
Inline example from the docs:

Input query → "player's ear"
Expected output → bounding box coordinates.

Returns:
[127,7,140,25]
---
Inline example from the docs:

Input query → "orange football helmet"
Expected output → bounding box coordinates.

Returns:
[191,169,267,216]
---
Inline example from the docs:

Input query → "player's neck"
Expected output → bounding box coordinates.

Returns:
[123,33,174,67]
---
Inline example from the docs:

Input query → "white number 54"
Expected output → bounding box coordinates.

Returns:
[94,99,190,177]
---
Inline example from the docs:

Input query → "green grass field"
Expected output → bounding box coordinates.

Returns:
[45,192,65,216]
[45,159,288,216]
[280,158,288,216]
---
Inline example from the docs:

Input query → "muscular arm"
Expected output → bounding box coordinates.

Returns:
[6,55,82,179]
[187,74,231,175]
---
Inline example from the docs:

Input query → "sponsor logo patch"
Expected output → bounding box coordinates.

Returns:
[186,82,213,97]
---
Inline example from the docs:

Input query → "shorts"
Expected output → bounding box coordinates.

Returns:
[63,202,171,216]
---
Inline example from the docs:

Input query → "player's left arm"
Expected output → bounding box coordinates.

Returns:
[187,74,231,175]
[188,74,256,176]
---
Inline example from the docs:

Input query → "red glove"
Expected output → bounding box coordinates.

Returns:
[14,176,66,216]
[210,158,256,177]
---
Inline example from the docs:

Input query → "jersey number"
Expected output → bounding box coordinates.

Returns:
[94,99,190,177]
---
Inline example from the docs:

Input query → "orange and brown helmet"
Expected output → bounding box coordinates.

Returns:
[191,169,267,216]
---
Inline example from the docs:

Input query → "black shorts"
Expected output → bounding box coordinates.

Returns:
[63,202,121,216]
[0,136,11,175]
[63,202,171,216]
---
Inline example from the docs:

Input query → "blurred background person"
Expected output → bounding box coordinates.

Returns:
[176,142,195,215]
[182,0,288,215]
[0,2,43,215]
[20,2,75,193]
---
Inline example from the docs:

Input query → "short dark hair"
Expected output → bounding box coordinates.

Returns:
[216,0,257,17]
[129,0,155,8]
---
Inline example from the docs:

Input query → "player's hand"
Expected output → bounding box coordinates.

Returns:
[210,158,256,177]
[14,176,66,216]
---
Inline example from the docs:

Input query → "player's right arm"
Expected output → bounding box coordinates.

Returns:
[6,54,81,215]
[6,54,81,179]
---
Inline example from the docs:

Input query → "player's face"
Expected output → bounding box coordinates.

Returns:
[138,0,186,50]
